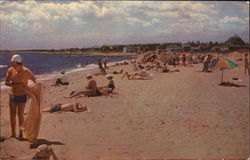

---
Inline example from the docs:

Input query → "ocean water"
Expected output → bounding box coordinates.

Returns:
[0,52,132,82]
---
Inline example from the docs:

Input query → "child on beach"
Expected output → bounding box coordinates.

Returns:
[98,74,116,95]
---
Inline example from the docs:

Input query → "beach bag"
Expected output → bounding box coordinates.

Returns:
[21,83,43,143]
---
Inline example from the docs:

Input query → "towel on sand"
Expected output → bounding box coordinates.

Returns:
[21,83,43,143]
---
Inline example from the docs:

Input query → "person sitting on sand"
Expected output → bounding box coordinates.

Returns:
[138,63,144,70]
[156,62,162,72]
[66,74,99,98]
[43,102,87,113]
[98,74,116,95]
[161,63,170,72]
[54,71,69,86]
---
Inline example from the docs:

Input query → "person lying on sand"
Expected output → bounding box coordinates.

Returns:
[113,69,123,74]
[43,102,87,113]
[33,144,58,160]
[121,70,152,80]
[65,74,99,98]
[98,74,116,95]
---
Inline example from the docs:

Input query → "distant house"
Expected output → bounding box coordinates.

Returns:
[190,46,201,52]
[199,44,209,51]
[181,43,191,51]
[220,46,229,52]
[210,46,220,52]
[156,44,168,54]
[123,46,135,53]
[166,44,182,52]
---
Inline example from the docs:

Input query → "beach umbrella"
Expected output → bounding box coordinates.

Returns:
[213,59,239,83]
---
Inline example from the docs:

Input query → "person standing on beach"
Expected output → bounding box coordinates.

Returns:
[173,53,177,67]
[244,53,249,75]
[98,58,103,70]
[5,54,36,139]
[98,58,106,75]
[103,57,108,70]
[182,54,186,66]
[202,54,212,72]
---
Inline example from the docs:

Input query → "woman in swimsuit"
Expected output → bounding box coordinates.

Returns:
[43,102,87,113]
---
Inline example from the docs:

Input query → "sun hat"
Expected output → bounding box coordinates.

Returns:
[105,74,113,78]
[11,54,22,63]
[86,74,92,78]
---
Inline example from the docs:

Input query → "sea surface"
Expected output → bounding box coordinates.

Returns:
[0,52,132,82]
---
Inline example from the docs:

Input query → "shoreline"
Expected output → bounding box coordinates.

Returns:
[0,50,137,57]
[0,58,134,92]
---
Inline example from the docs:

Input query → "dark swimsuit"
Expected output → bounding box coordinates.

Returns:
[9,95,27,103]
[108,83,115,93]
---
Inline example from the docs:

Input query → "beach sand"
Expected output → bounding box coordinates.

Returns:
[0,52,249,159]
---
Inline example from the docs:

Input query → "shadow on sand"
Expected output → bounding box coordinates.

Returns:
[219,81,246,87]
[30,138,65,148]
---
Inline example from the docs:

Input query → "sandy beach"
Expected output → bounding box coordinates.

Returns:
[0,52,249,160]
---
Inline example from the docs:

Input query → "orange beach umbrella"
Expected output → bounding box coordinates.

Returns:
[213,59,239,83]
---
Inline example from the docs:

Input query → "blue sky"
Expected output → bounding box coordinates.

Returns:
[0,1,249,50]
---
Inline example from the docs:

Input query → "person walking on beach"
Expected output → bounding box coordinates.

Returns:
[98,58,106,75]
[98,58,103,70]
[173,53,177,67]
[244,53,249,75]
[5,54,36,139]
[182,54,187,66]
[202,54,212,72]
[103,57,108,70]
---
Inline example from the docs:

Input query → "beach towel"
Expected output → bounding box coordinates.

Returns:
[21,83,43,143]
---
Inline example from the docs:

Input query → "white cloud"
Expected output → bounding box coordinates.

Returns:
[72,17,86,25]
[0,1,249,49]
[220,16,245,24]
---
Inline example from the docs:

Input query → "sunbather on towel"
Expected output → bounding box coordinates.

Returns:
[43,102,87,113]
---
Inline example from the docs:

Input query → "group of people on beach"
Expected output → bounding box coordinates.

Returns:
[3,54,117,159]
[3,51,249,159]
[64,73,115,98]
